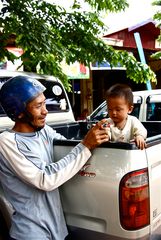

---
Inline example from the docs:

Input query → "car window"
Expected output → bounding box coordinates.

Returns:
[88,101,108,121]
[38,79,69,112]
[146,94,161,121]
[131,95,142,119]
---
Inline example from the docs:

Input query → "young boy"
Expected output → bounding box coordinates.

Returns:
[105,83,147,150]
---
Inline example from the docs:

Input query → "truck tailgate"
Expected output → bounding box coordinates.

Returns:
[54,140,152,239]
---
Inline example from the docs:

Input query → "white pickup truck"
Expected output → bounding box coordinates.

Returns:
[55,126,161,240]
[55,89,161,240]
[1,72,161,240]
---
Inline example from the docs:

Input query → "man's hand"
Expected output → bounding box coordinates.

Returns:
[81,119,110,150]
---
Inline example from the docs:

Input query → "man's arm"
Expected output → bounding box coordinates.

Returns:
[0,120,109,191]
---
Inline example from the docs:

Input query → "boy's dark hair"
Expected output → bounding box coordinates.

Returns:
[106,84,133,105]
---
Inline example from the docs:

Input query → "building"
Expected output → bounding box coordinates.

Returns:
[86,18,161,111]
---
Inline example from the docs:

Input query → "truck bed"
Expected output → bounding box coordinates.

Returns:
[53,122,161,240]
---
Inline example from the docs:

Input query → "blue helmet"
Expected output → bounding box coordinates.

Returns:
[0,75,46,121]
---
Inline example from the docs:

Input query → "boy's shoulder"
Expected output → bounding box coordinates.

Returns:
[128,115,138,121]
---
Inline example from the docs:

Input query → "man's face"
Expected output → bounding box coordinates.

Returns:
[26,93,48,129]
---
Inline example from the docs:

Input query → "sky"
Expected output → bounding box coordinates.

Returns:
[104,0,160,33]
[47,0,160,33]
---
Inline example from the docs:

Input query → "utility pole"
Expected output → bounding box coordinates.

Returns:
[134,32,152,90]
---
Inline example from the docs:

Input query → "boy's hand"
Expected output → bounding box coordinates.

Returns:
[135,135,147,150]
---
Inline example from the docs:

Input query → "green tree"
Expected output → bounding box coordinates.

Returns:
[0,0,156,90]
[151,1,161,60]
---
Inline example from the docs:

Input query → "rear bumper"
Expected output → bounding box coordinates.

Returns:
[68,226,161,240]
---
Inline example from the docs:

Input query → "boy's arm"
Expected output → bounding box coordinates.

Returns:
[133,117,147,139]
[132,117,147,149]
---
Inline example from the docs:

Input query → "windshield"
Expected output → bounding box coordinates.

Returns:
[88,95,142,122]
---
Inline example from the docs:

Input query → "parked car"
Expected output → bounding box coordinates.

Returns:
[87,89,161,123]
[0,70,76,136]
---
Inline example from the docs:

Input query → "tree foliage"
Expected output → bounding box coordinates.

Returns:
[0,0,156,90]
[151,0,161,60]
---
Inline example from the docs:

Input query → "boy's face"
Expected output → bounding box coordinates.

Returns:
[107,96,133,124]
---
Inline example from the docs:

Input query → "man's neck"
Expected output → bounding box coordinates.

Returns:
[12,122,35,133]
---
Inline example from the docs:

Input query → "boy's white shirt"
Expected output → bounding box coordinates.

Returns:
[106,115,147,142]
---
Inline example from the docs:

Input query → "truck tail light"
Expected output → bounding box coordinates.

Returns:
[119,168,150,230]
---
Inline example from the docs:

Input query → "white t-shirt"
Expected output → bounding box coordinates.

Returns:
[0,124,91,240]
[106,115,147,142]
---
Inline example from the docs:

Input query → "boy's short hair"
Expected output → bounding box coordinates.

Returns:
[106,83,133,106]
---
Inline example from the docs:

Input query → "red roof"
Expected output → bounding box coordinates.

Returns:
[103,18,161,51]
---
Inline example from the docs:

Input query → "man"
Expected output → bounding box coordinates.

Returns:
[0,76,109,240]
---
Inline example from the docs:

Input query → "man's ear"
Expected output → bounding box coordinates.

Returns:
[18,113,24,119]
[128,105,134,114]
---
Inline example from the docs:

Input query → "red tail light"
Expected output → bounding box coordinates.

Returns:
[119,168,150,230]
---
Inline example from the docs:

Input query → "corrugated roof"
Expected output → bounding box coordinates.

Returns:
[103,18,159,37]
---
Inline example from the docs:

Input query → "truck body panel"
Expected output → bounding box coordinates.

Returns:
[146,139,161,237]
[53,134,161,239]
